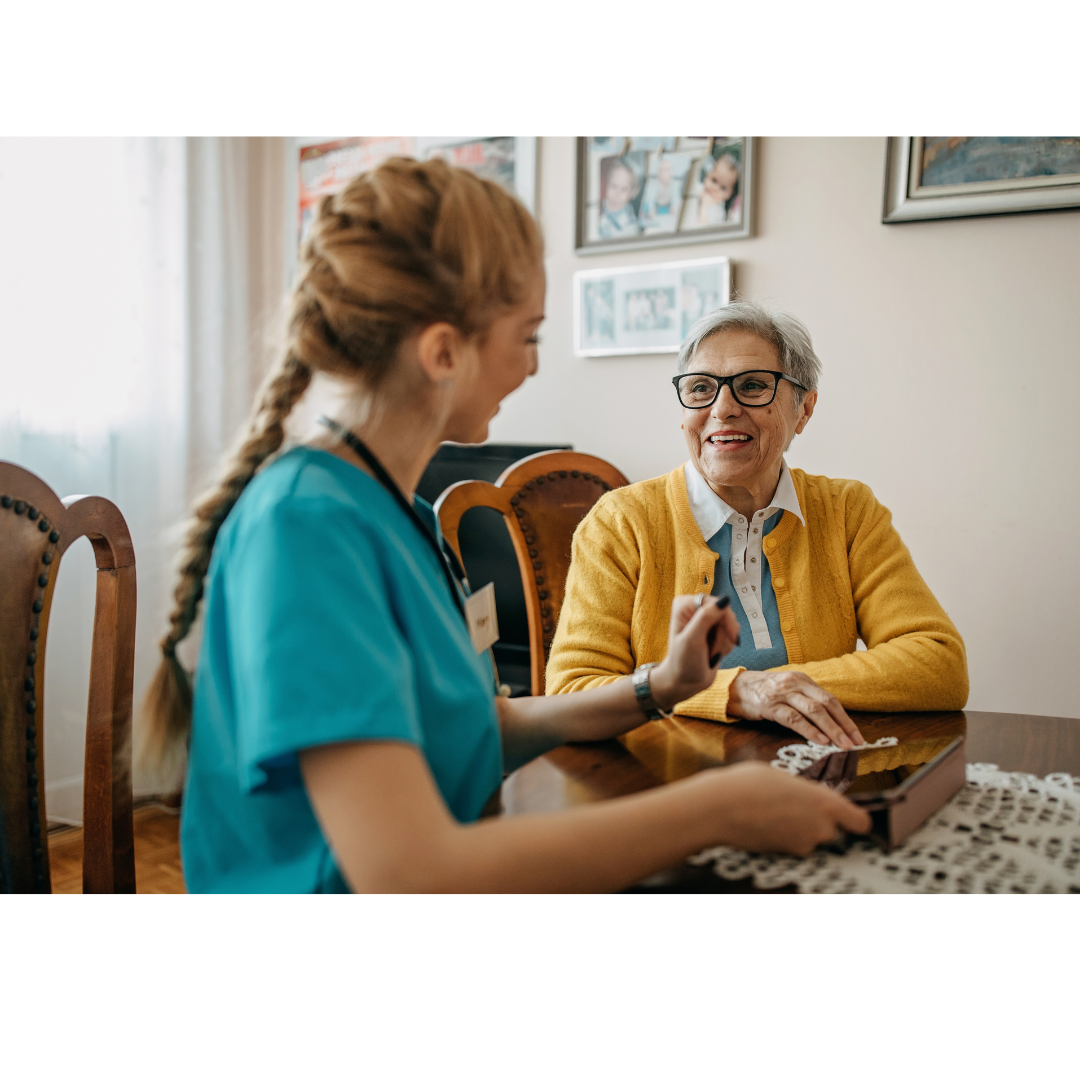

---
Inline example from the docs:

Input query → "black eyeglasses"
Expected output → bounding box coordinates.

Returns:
[672,370,807,409]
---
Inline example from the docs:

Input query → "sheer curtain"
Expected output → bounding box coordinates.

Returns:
[0,137,289,822]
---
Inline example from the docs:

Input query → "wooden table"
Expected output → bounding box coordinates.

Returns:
[498,710,1080,891]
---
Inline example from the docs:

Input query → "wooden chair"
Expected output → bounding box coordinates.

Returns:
[0,462,137,893]
[435,450,629,696]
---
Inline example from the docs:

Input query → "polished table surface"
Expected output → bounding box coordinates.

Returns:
[497,710,1080,889]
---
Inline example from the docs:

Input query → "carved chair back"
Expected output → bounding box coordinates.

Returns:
[435,451,628,696]
[0,462,137,893]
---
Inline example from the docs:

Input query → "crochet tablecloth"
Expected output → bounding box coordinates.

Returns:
[688,749,1080,894]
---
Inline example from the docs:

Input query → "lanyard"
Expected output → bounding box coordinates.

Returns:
[317,416,467,621]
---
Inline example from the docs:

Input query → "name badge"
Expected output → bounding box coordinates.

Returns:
[464,582,499,654]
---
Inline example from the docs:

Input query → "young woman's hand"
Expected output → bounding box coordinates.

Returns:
[650,595,741,710]
[694,760,871,856]
[727,670,865,749]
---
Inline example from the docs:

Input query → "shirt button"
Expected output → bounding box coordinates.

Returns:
[741,587,747,593]
[738,517,745,523]
[751,611,758,618]
[750,557,756,563]
[735,558,741,565]
[753,528,759,534]
[751,585,756,591]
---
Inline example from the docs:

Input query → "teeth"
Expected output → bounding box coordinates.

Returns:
[710,434,750,443]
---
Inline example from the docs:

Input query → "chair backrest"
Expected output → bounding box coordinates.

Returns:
[0,462,137,893]
[435,450,628,696]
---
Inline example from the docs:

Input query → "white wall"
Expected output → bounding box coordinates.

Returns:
[488,137,1080,719]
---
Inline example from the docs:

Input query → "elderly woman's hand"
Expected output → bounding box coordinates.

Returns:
[727,670,865,749]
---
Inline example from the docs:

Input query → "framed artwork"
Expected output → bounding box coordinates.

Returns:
[883,137,1080,223]
[573,255,731,357]
[576,137,752,254]
[296,136,537,243]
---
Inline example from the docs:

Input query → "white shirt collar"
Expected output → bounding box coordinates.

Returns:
[683,459,804,543]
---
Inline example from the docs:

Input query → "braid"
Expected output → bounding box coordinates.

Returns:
[139,348,311,782]
[139,154,543,788]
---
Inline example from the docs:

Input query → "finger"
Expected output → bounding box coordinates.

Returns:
[707,610,740,664]
[824,790,872,834]
[682,596,734,649]
[774,705,830,746]
[819,693,862,745]
[668,594,702,636]
[788,692,851,748]
[798,681,863,745]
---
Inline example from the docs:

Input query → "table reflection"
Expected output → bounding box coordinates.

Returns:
[500,710,968,815]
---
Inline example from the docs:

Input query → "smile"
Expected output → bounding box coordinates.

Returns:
[707,434,752,443]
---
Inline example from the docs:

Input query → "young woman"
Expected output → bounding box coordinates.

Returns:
[143,157,868,893]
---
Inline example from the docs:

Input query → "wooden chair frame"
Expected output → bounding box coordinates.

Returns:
[435,450,628,696]
[0,462,136,893]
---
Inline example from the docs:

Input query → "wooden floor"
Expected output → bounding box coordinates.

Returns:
[48,803,186,894]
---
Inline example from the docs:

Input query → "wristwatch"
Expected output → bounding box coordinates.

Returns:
[632,663,672,721]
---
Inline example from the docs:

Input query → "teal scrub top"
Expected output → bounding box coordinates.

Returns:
[180,446,503,893]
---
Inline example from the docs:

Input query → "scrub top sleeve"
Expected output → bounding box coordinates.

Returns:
[224,496,423,795]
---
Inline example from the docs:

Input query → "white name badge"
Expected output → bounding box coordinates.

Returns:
[464,581,499,654]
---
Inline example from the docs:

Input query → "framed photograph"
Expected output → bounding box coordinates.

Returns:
[296,136,537,243]
[574,255,731,357]
[883,137,1080,223]
[576,137,752,254]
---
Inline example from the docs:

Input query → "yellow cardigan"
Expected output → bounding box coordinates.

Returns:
[546,465,968,721]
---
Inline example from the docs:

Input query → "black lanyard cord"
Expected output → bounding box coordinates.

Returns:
[317,415,466,620]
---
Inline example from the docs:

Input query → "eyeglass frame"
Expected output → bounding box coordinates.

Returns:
[671,369,808,409]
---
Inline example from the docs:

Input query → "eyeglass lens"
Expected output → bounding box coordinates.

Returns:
[678,371,779,407]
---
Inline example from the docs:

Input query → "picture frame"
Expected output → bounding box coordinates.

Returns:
[573,255,731,358]
[295,136,537,244]
[883,137,1080,224]
[575,138,753,254]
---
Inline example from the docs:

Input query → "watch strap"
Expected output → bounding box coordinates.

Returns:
[632,663,672,721]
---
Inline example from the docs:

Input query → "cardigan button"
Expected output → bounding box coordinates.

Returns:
[783,622,794,632]
[774,577,786,588]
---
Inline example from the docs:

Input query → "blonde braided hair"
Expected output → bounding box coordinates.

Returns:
[140,156,543,781]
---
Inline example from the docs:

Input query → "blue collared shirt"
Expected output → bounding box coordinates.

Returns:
[684,461,804,670]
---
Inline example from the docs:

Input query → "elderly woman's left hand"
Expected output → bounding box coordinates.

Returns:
[727,670,865,749]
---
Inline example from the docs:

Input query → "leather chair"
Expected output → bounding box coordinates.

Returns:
[0,462,137,893]
[436,451,629,696]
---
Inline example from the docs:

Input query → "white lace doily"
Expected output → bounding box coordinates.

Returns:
[689,760,1080,893]
[770,735,899,774]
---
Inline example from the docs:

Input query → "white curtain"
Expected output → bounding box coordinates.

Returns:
[185,137,289,497]
[0,136,290,822]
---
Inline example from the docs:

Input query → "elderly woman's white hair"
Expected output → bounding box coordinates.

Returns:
[676,300,822,402]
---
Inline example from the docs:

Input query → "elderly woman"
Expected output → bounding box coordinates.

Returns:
[546,301,968,749]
